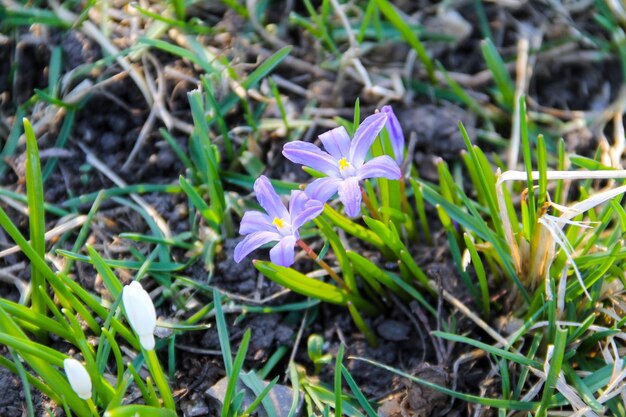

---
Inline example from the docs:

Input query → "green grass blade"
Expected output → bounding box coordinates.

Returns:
[519,97,536,237]
[480,38,515,108]
[179,176,220,229]
[334,344,345,417]
[340,365,377,417]
[42,110,76,183]
[222,328,251,417]
[159,128,194,171]
[202,76,233,160]
[432,331,541,368]
[10,349,34,417]
[0,307,91,416]
[239,372,279,417]
[56,249,184,271]
[463,234,490,317]
[0,107,25,176]
[87,245,124,298]
[536,327,568,417]
[355,357,537,411]
[23,118,47,322]
[213,289,232,377]
[213,46,293,122]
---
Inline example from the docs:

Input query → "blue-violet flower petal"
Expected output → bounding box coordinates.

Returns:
[358,155,402,180]
[381,106,405,164]
[338,177,362,218]
[349,112,388,167]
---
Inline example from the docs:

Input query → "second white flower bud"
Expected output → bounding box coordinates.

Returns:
[64,358,92,400]
[122,281,157,350]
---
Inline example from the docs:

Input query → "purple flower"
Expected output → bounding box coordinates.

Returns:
[234,176,323,267]
[381,106,405,164]
[282,112,402,218]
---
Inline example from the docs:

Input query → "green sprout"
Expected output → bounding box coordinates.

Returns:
[307,334,333,374]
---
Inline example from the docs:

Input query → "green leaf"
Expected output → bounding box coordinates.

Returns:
[315,216,356,292]
[103,405,177,417]
[254,261,377,315]
[308,334,324,362]
[362,217,429,287]
[0,204,101,332]
[0,298,73,341]
[322,206,385,249]
[346,251,401,294]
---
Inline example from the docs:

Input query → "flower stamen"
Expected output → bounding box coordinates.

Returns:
[338,157,351,171]
[272,217,286,229]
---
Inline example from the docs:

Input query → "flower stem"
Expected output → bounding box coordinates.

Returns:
[87,399,100,417]
[297,240,349,291]
[399,177,417,239]
[361,187,381,220]
[146,348,176,411]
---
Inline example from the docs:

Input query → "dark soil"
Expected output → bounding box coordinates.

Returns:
[0,361,29,417]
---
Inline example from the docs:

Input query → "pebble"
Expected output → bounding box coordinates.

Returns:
[376,319,411,341]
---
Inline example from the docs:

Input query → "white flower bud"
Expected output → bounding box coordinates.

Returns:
[122,281,157,350]
[63,358,92,400]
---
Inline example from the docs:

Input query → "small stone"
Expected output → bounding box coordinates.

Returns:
[206,374,302,417]
[101,132,119,152]
[376,319,411,341]
[188,402,210,417]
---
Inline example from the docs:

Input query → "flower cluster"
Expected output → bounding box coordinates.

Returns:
[235,106,405,267]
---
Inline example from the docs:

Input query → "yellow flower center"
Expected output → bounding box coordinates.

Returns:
[272,217,286,229]
[338,157,351,171]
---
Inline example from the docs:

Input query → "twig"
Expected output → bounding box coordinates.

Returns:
[0,215,88,259]
[427,280,509,346]
[246,0,291,50]
[507,38,530,172]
